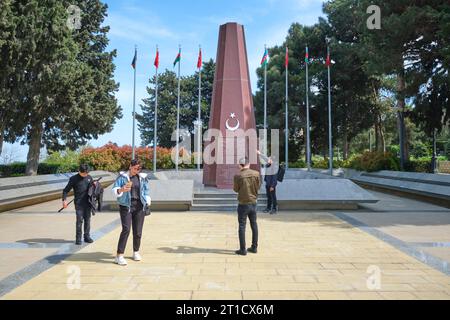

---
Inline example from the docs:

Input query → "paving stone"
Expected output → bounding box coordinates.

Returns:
[2,196,449,300]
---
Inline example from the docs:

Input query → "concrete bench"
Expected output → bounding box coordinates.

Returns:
[103,180,194,211]
[0,171,117,213]
[276,179,378,210]
[363,170,450,185]
[105,169,378,211]
[348,170,450,205]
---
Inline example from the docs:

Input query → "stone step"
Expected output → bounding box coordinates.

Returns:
[194,193,238,199]
[193,198,267,205]
[194,193,266,199]
[190,204,267,212]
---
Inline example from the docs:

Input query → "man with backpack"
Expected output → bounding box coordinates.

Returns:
[257,150,279,214]
[62,164,96,245]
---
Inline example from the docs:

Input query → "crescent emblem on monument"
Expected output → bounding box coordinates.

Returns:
[225,112,240,131]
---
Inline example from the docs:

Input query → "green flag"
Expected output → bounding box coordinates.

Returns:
[173,49,181,67]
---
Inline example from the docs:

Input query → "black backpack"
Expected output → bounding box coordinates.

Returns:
[88,177,104,215]
[277,164,286,182]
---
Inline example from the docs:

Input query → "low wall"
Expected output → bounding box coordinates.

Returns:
[0,171,116,213]
[103,180,194,212]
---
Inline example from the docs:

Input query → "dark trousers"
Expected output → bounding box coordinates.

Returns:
[75,206,91,241]
[117,199,145,254]
[266,185,277,209]
[237,204,258,251]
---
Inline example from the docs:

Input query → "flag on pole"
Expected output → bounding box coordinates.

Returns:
[285,45,289,169]
[325,52,331,67]
[261,48,269,66]
[197,47,202,69]
[305,45,311,171]
[173,49,181,67]
[154,48,159,69]
[285,46,289,68]
[131,48,137,69]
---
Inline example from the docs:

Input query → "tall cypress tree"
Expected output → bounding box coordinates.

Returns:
[1,0,121,175]
[0,0,25,156]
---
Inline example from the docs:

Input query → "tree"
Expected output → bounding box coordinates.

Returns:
[409,2,450,136]
[254,18,378,161]
[0,0,26,156]
[354,0,450,168]
[1,0,121,175]
[44,0,122,152]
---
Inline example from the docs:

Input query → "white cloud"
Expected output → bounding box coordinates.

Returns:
[106,12,176,42]
[205,14,254,26]
[267,0,325,8]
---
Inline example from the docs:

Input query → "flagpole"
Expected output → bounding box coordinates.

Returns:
[305,45,311,171]
[285,46,289,169]
[263,44,268,155]
[153,45,158,173]
[197,46,202,171]
[132,45,137,160]
[176,45,181,172]
[326,38,333,176]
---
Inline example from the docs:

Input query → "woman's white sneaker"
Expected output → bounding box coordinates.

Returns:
[133,252,142,261]
[115,255,127,266]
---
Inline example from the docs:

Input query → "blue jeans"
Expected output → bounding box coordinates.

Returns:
[237,204,258,251]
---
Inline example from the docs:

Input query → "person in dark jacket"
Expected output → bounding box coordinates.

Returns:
[257,150,278,214]
[264,158,278,214]
[62,164,95,245]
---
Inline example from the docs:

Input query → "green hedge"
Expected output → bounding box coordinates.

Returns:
[343,151,400,172]
[288,159,306,168]
[404,158,432,173]
[0,162,79,177]
[289,158,347,169]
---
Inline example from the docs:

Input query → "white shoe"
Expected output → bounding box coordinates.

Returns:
[133,252,142,261]
[115,255,127,266]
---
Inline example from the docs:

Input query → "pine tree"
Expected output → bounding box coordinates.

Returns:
[138,59,215,149]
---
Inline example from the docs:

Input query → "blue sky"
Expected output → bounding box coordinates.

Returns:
[5,0,325,162]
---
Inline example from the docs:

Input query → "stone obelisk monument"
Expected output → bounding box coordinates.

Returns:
[203,23,259,189]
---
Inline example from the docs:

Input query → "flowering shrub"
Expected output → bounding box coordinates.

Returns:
[79,142,198,171]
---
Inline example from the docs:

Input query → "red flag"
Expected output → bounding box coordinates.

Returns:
[154,49,159,69]
[325,54,331,67]
[285,47,289,68]
[197,47,202,69]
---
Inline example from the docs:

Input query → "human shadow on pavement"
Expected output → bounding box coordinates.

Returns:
[17,238,74,245]
[158,246,236,255]
[45,252,115,265]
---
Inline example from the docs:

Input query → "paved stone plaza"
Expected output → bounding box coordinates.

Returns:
[0,191,449,300]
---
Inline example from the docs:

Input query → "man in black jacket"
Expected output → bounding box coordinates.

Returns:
[257,150,278,214]
[62,164,94,245]
[264,158,278,214]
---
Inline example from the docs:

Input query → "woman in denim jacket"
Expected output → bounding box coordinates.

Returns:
[111,159,151,266]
